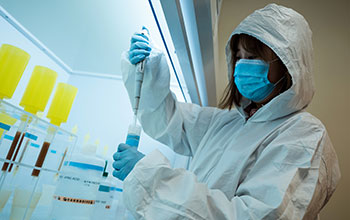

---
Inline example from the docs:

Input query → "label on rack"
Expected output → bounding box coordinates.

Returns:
[30,143,40,148]
[25,132,38,141]
[4,134,14,141]
[0,122,10,131]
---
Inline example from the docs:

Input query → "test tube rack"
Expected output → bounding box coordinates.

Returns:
[0,99,77,220]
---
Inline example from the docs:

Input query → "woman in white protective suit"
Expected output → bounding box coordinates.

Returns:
[113,3,341,219]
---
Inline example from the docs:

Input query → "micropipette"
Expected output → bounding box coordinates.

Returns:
[133,27,149,121]
[125,27,149,148]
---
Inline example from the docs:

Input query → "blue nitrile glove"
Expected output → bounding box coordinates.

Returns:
[112,143,145,181]
[128,26,152,65]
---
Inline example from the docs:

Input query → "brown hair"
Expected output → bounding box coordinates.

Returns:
[218,34,290,109]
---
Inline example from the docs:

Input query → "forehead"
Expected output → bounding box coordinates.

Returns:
[233,34,274,58]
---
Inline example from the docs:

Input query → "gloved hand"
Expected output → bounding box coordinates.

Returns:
[128,26,152,65]
[112,143,145,181]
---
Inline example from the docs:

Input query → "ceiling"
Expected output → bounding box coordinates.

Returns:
[0,0,163,75]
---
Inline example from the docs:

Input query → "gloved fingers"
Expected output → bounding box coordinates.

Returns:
[129,48,151,58]
[117,143,131,152]
[113,151,120,161]
[131,33,149,44]
[129,54,146,65]
[130,41,151,51]
[114,149,133,162]
[134,32,149,41]
[112,160,124,171]
[112,169,125,181]
[113,150,127,161]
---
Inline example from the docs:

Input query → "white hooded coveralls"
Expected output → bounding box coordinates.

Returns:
[120,3,340,220]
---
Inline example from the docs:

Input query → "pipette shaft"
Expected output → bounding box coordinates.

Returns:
[133,66,143,117]
[133,28,148,117]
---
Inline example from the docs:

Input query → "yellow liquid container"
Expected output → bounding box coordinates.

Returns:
[47,83,77,126]
[19,66,58,114]
[0,44,30,100]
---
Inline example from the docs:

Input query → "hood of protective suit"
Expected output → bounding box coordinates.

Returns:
[226,3,315,122]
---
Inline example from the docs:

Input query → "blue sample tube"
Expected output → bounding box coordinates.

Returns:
[125,123,141,148]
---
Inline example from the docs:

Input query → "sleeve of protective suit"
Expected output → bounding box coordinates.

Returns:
[123,119,340,219]
[120,49,216,156]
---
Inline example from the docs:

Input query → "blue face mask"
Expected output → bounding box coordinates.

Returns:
[234,59,284,102]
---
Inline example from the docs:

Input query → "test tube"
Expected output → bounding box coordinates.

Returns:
[31,83,77,177]
[0,44,29,173]
[125,116,141,148]
[31,126,56,177]
[1,119,26,172]
[54,125,78,179]
[10,187,42,220]
[12,114,42,174]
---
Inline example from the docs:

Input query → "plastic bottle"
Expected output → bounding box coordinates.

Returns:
[49,142,104,220]
[91,171,114,219]
[108,177,126,220]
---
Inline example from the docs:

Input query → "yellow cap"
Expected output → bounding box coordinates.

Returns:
[0,44,30,99]
[20,66,58,114]
[47,83,77,126]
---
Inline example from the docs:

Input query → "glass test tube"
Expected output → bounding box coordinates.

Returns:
[1,120,27,172]
[125,116,141,148]
[31,126,56,177]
